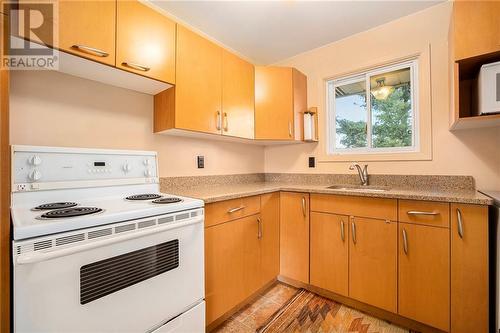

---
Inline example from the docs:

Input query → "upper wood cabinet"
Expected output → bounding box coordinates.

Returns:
[255,67,307,140]
[155,25,223,135]
[59,1,116,66]
[222,50,255,139]
[310,212,348,297]
[451,204,489,333]
[280,192,309,283]
[349,216,397,313]
[116,1,176,83]
[398,223,450,331]
[452,0,500,61]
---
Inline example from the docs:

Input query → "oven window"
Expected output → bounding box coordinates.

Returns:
[80,240,179,305]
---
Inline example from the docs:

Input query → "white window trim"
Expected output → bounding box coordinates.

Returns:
[327,59,419,155]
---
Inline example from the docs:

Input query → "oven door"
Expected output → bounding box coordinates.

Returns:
[13,209,204,333]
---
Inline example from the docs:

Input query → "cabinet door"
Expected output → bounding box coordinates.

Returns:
[205,219,245,325]
[222,50,255,139]
[16,1,116,66]
[116,1,175,83]
[242,214,262,297]
[451,204,488,333]
[398,223,449,332]
[175,25,222,134]
[255,67,293,140]
[453,1,500,61]
[280,192,309,283]
[349,217,397,313]
[310,212,348,296]
[260,193,280,285]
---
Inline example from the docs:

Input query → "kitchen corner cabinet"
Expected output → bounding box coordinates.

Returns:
[222,50,255,139]
[398,223,450,332]
[204,195,279,326]
[255,67,307,140]
[310,212,348,296]
[451,204,489,333]
[116,1,176,83]
[349,216,397,313]
[279,192,309,283]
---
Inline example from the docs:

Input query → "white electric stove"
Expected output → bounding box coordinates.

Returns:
[11,145,205,333]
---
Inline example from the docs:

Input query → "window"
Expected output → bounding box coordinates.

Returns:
[327,60,418,154]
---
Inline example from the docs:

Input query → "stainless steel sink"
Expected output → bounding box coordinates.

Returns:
[326,185,389,192]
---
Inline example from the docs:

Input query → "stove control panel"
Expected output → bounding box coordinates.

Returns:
[12,146,159,191]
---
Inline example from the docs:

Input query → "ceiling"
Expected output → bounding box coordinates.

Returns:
[149,1,443,65]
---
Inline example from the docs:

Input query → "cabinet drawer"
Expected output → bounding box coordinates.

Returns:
[398,200,450,228]
[310,194,397,221]
[205,196,260,227]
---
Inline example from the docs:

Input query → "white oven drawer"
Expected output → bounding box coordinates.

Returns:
[151,301,205,333]
[13,209,205,333]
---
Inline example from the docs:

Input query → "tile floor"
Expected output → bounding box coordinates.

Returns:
[213,283,298,332]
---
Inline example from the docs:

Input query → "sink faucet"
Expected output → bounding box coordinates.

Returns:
[349,162,369,186]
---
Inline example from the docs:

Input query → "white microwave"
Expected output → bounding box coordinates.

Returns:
[478,61,500,115]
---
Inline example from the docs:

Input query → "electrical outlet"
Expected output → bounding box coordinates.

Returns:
[308,156,316,168]
[197,156,204,169]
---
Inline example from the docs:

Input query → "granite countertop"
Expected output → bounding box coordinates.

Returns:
[163,181,493,205]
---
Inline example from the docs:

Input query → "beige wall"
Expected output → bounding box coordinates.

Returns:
[9,70,265,177]
[266,2,500,190]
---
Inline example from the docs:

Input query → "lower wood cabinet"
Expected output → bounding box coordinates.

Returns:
[280,192,309,283]
[398,223,450,332]
[451,204,489,333]
[349,216,397,313]
[205,194,280,326]
[310,212,348,296]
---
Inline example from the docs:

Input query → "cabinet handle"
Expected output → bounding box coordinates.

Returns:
[301,197,306,217]
[340,220,345,242]
[288,121,293,138]
[456,208,464,238]
[71,44,109,57]
[223,112,228,131]
[257,217,262,239]
[227,206,245,213]
[216,111,221,130]
[407,211,439,216]
[402,228,408,255]
[121,62,150,72]
[351,219,356,244]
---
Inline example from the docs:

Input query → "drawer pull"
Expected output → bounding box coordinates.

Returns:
[456,208,464,238]
[407,211,439,216]
[301,197,306,217]
[351,219,356,244]
[402,228,408,254]
[340,220,345,242]
[227,206,245,214]
[122,62,150,72]
[257,217,262,239]
[72,44,109,57]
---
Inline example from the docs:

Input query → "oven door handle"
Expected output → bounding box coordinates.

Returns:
[16,218,202,265]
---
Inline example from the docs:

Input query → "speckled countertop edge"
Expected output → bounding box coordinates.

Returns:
[162,182,493,205]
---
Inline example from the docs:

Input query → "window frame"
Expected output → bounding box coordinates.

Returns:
[327,59,419,155]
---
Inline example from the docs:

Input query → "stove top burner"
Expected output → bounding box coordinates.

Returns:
[125,194,162,201]
[152,197,183,204]
[40,207,103,219]
[33,202,78,210]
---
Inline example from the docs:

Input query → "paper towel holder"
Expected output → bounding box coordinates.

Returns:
[303,107,319,142]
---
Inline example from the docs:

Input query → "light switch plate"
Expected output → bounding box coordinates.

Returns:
[197,156,204,169]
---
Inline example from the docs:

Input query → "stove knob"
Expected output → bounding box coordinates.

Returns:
[144,169,152,177]
[29,155,42,166]
[29,169,42,182]
[123,163,132,173]
[143,159,150,166]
